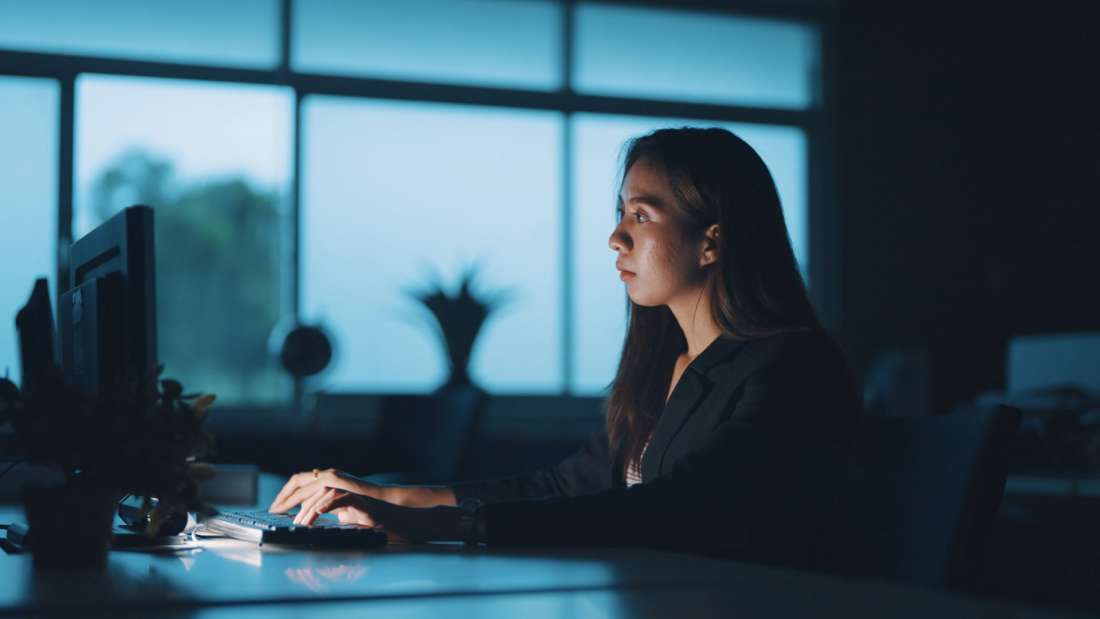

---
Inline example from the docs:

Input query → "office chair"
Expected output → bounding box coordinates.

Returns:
[821,405,1021,590]
[367,386,487,485]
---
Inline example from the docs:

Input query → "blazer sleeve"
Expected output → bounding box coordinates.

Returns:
[451,430,613,503]
[480,335,859,567]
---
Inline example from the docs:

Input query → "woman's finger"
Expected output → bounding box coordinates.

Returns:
[313,469,368,495]
[308,491,368,527]
[270,471,320,512]
[309,489,342,525]
[272,479,325,514]
[272,470,367,513]
[296,488,339,525]
[296,485,331,521]
[297,489,335,526]
[271,469,337,512]
[332,506,375,527]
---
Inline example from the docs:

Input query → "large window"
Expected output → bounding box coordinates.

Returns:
[0,76,57,382]
[1,1,824,403]
[573,3,818,109]
[293,0,562,90]
[302,98,563,393]
[74,75,294,404]
[0,0,280,68]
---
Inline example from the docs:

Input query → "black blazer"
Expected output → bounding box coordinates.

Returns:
[453,330,861,569]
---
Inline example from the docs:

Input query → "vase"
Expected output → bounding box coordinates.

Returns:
[21,485,118,570]
[440,363,473,392]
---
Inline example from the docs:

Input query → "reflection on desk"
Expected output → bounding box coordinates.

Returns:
[0,531,1082,618]
[285,562,368,593]
[0,475,1086,619]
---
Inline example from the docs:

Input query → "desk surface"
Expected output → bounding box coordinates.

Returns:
[0,476,1085,619]
[0,537,1080,619]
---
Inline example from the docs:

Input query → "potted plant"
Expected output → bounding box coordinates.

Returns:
[405,264,511,392]
[0,282,217,569]
[368,265,511,482]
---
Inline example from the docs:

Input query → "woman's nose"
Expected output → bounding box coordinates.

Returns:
[608,222,630,253]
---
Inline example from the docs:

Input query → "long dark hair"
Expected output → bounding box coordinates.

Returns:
[607,127,821,474]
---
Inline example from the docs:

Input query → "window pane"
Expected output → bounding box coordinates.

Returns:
[293,0,562,90]
[573,3,817,109]
[302,97,562,393]
[75,75,293,405]
[0,76,57,383]
[0,0,279,68]
[571,115,807,394]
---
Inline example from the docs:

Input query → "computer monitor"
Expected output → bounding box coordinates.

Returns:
[58,205,156,398]
[14,278,58,397]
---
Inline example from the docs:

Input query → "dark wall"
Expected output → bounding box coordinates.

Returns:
[831,4,1100,412]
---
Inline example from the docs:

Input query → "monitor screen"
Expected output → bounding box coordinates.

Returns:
[58,205,156,398]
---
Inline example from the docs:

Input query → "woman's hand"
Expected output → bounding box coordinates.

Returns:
[269,469,460,514]
[268,469,382,515]
[295,490,461,544]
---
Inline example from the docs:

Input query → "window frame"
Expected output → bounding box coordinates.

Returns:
[0,0,837,405]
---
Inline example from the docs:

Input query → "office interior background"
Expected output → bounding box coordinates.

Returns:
[1,0,1097,613]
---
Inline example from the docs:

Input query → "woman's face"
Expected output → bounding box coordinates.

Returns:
[608,158,707,307]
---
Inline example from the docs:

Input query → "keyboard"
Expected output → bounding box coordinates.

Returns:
[201,510,388,547]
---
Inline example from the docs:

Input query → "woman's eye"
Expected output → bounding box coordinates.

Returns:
[615,206,649,224]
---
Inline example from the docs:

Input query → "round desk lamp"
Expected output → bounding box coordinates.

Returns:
[277,323,333,378]
[269,318,334,414]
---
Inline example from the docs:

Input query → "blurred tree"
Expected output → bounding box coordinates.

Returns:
[88,150,288,404]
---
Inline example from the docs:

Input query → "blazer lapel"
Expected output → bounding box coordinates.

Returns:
[641,336,748,481]
[641,370,709,481]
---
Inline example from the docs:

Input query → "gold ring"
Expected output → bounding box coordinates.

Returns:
[312,468,320,480]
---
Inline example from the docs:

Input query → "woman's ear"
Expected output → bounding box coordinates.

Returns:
[699,224,720,267]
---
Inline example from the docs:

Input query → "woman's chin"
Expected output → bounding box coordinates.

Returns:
[626,289,662,307]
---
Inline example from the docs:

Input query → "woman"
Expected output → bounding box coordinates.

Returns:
[270,127,860,569]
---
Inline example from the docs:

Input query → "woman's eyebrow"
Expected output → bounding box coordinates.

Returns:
[619,193,667,210]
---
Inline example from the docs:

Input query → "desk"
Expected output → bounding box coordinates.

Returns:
[0,537,1082,618]
[981,475,1100,613]
[0,477,1085,618]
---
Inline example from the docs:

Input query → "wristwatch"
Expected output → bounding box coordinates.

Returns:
[457,498,484,546]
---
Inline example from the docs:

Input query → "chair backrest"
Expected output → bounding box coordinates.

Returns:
[822,405,1020,590]
[376,386,487,482]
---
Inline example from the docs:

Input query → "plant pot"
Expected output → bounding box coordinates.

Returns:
[21,485,118,570]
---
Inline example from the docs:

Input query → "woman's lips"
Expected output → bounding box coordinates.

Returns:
[615,262,636,282]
